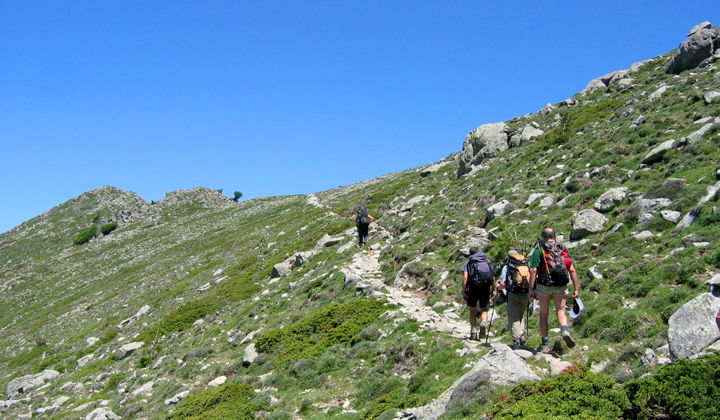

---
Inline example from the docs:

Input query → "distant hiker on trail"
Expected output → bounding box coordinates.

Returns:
[498,249,530,347]
[354,204,375,247]
[462,247,496,340]
[716,308,720,332]
[528,227,580,353]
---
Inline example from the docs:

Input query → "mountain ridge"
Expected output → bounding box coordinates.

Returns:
[2,22,720,420]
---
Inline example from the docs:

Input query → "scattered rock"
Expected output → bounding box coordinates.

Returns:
[6,370,60,399]
[668,291,720,360]
[642,139,676,164]
[594,187,627,213]
[114,342,143,361]
[165,390,191,405]
[570,209,608,240]
[208,376,227,387]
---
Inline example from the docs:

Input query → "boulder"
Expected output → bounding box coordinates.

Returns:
[114,342,143,361]
[594,187,627,213]
[165,390,191,405]
[243,344,259,366]
[520,125,545,144]
[668,24,720,74]
[208,376,227,387]
[704,91,720,104]
[6,369,60,398]
[421,162,449,177]
[668,291,720,360]
[458,122,508,175]
[271,262,291,279]
[570,209,608,240]
[402,344,539,420]
[661,210,683,223]
[486,200,511,223]
[77,354,95,368]
[685,122,715,145]
[86,408,121,420]
[401,195,427,212]
[642,139,676,164]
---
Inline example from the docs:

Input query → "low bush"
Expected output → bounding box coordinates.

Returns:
[491,367,631,419]
[169,383,266,420]
[256,299,388,362]
[623,353,720,420]
[100,222,118,235]
[73,226,97,245]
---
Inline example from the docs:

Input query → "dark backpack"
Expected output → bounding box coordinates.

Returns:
[357,205,370,225]
[538,242,570,286]
[505,253,530,294]
[467,253,494,288]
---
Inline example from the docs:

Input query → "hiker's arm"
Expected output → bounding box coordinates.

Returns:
[569,264,580,299]
[529,267,537,300]
[462,271,468,300]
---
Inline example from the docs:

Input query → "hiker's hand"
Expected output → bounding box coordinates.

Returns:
[572,289,579,299]
[529,291,535,301]
[462,291,467,301]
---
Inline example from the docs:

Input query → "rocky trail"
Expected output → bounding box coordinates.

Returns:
[341,224,486,341]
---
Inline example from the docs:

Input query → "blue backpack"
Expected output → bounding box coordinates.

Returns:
[468,252,494,288]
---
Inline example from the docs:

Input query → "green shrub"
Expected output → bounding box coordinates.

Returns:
[138,296,223,344]
[492,367,631,419]
[256,299,388,362]
[73,226,97,245]
[100,222,118,235]
[169,383,265,420]
[623,353,720,420]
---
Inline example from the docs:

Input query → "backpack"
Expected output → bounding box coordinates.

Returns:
[505,253,530,294]
[357,205,370,225]
[538,242,570,286]
[467,252,494,288]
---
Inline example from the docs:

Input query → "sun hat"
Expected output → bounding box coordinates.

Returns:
[507,249,518,258]
[570,297,584,319]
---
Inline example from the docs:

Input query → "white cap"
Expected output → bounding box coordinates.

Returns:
[570,297,584,319]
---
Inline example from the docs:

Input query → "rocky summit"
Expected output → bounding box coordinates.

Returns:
[2,22,720,420]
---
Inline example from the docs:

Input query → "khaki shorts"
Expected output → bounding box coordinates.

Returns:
[535,283,568,298]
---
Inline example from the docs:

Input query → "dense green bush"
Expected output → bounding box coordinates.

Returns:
[491,368,631,419]
[169,383,265,420]
[256,299,388,362]
[73,226,97,245]
[100,222,118,235]
[623,353,720,420]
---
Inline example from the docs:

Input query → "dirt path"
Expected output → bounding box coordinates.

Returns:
[342,231,474,340]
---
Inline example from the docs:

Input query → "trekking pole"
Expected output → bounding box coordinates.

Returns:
[485,291,499,347]
[525,298,530,340]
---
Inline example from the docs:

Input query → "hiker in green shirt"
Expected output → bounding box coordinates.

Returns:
[528,227,580,353]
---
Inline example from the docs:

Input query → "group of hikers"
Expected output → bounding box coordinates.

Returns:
[354,205,718,350]
[463,227,580,352]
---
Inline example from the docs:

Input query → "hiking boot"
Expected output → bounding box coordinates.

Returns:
[562,330,576,348]
[514,335,527,347]
[469,330,477,340]
[478,322,488,339]
[537,343,551,354]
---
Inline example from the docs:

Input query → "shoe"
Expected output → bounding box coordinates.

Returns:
[469,330,477,340]
[537,343,550,354]
[562,330,576,348]
[514,335,527,347]
[478,322,488,339]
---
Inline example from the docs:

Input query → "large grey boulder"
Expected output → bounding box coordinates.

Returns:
[401,344,540,420]
[458,122,508,175]
[594,187,627,213]
[520,125,545,144]
[461,228,490,255]
[271,262,291,279]
[668,287,720,360]
[642,139,676,164]
[570,209,608,240]
[486,200,511,223]
[668,23,720,74]
[114,342,143,361]
[86,408,121,420]
[6,370,60,398]
[243,344,259,366]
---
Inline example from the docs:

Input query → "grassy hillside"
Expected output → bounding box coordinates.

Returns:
[1,42,720,419]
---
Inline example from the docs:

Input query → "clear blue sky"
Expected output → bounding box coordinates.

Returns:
[1,1,718,234]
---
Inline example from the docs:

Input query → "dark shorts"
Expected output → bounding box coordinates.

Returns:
[467,284,492,309]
